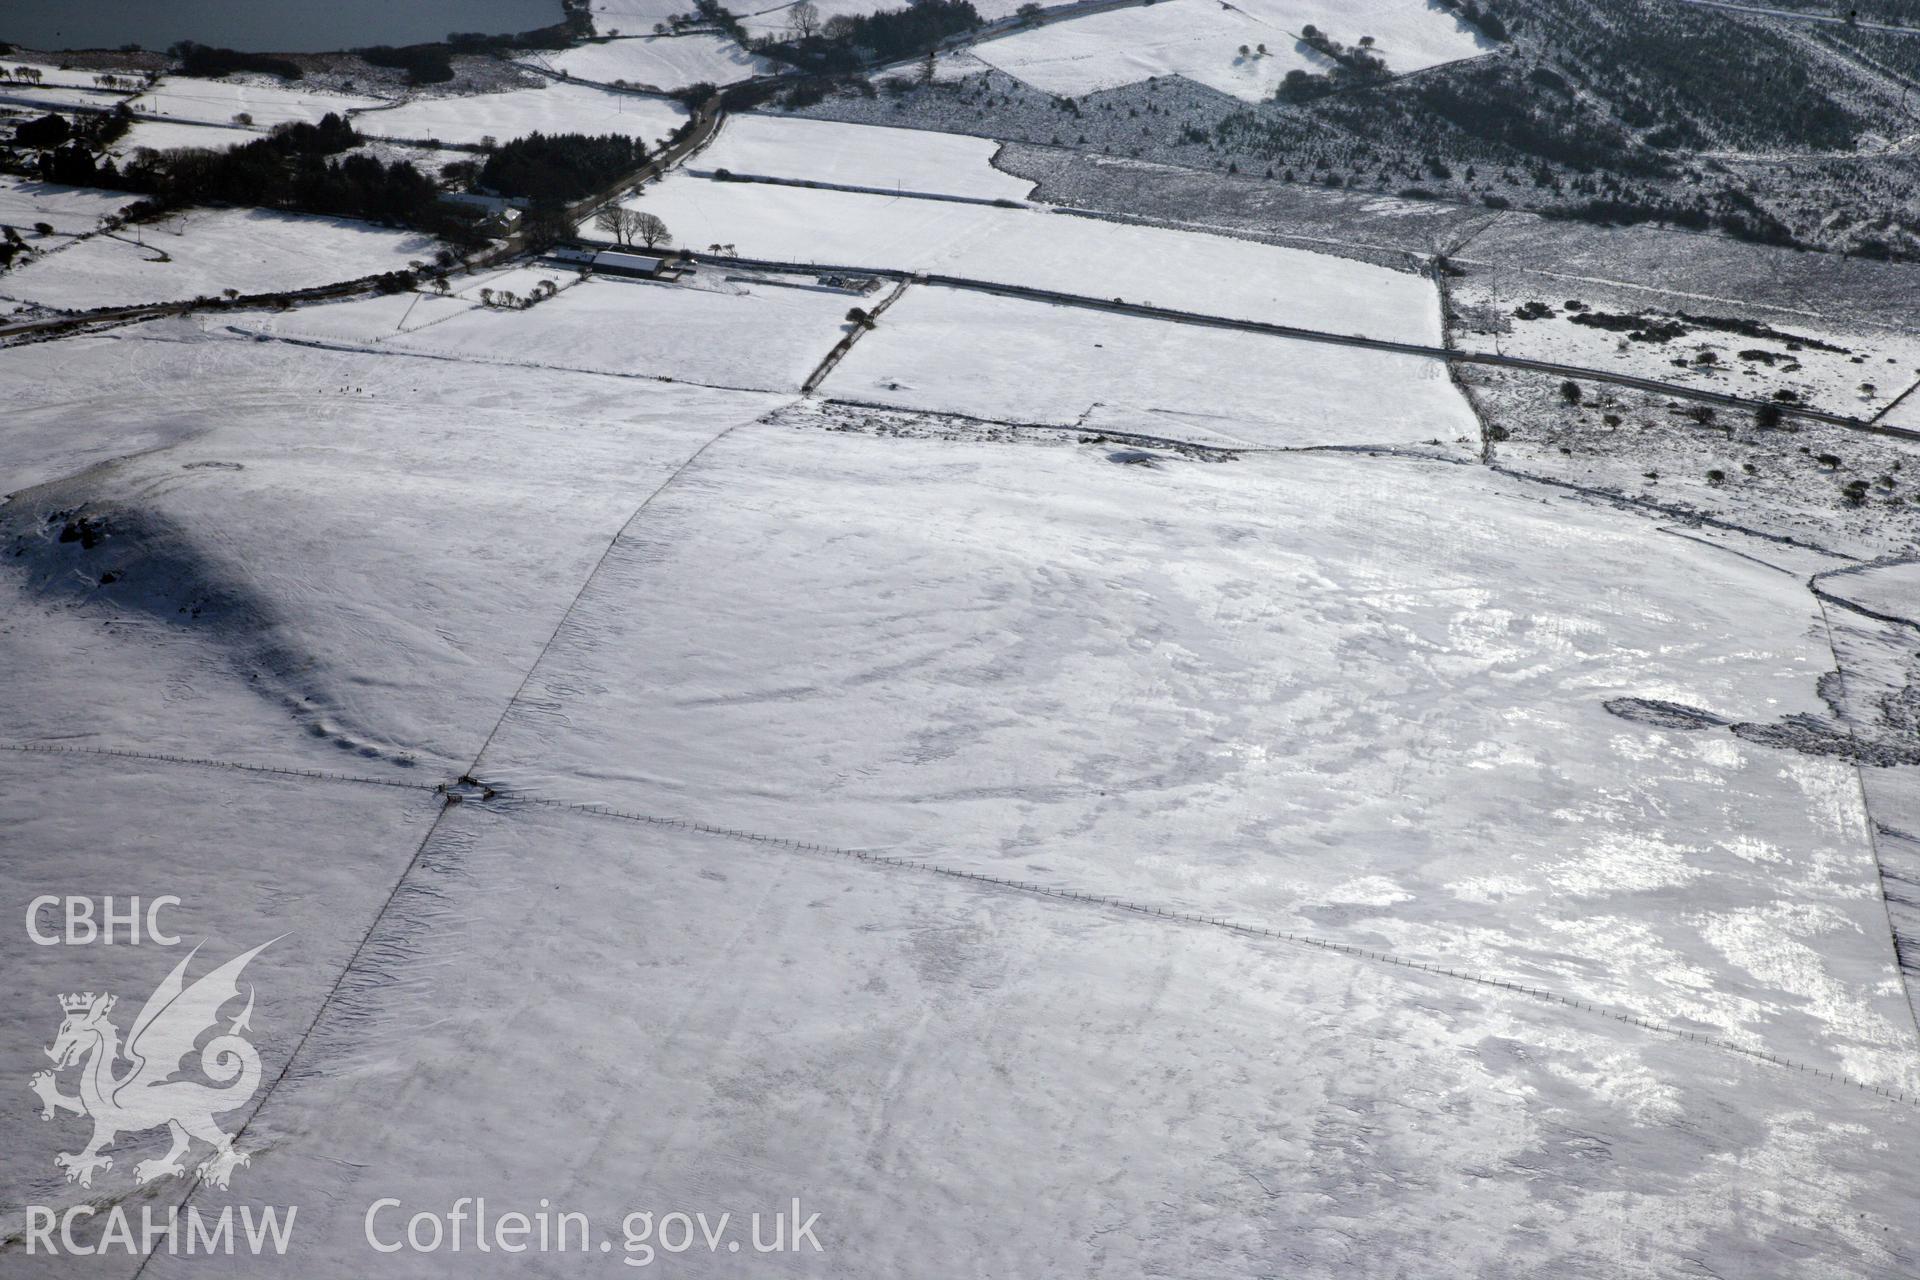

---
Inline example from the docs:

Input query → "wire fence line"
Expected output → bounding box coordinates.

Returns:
[0,742,439,793]
[510,792,1920,1112]
[13,739,1914,1109]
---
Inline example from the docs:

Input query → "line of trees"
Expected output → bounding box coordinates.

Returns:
[170,41,303,81]
[1274,26,1391,102]
[693,0,749,43]
[21,117,678,250]
[594,206,672,248]
[1297,26,1388,79]
[107,113,482,241]
[12,104,135,185]
[478,132,653,201]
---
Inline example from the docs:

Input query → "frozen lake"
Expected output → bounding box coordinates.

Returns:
[2,0,563,53]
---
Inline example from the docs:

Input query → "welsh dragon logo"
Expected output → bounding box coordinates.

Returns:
[29,940,276,1190]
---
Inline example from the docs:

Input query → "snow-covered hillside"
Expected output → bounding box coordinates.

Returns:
[4,32,1920,1280]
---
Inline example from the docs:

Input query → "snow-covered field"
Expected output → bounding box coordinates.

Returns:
[206,263,585,346]
[111,799,1920,1278]
[469,415,1912,1083]
[0,177,136,237]
[1881,382,1920,430]
[533,32,771,89]
[0,208,442,310]
[622,176,1445,338]
[1,760,1907,1277]
[3,281,1918,1275]
[693,113,1036,199]
[825,284,1474,446]
[110,118,256,158]
[0,83,136,112]
[1822,560,1920,622]
[128,77,384,128]
[0,750,441,1261]
[966,0,1493,101]
[382,275,854,389]
[354,80,688,147]
[242,272,860,392]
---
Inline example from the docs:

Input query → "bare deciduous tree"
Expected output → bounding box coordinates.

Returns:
[632,211,672,250]
[595,206,631,244]
[594,206,664,248]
